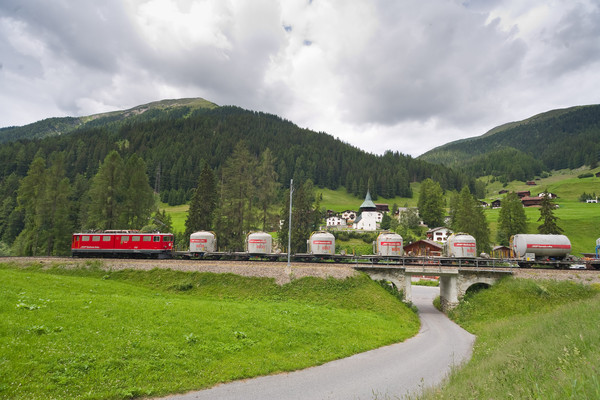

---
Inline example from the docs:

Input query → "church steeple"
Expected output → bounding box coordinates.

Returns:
[359,190,377,211]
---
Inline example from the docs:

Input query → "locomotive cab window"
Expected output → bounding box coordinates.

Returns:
[164,236,173,242]
[153,236,160,242]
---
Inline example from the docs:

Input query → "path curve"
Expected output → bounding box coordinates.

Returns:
[158,286,475,400]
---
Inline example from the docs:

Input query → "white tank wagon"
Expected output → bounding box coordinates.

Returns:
[511,234,571,259]
[444,233,477,258]
[307,231,335,255]
[246,231,273,254]
[189,231,217,255]
[374,232,404,256]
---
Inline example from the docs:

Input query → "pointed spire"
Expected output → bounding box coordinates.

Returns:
[359,190,376,210]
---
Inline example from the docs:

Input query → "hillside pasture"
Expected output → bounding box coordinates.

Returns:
[0,262,419,400]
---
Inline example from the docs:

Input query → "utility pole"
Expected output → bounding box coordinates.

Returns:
[287,179,294,271]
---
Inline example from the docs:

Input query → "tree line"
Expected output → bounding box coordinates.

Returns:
[0,106,473,208]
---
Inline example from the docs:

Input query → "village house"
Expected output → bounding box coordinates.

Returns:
[326,216,347,227]
[521,196,543,207]
[341,210,357,221]
[491,199,502,208]
[404,239,443,257]
[426,227,453,243]
[492,245,511,259]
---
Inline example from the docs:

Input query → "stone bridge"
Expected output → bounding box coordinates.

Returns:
[354,265,513,311]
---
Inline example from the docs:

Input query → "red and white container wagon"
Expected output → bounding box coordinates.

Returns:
[71,230,174,258]
[445,233,477,258]
[374,232,404,257]
[511,234,571,259]
[308,231,335,255]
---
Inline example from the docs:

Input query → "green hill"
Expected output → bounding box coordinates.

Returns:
[0,98,217,143]
[419,105,600,181]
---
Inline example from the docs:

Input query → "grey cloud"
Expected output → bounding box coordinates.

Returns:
[336,1,527,127]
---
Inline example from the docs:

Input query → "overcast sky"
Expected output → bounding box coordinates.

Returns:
[1,1,599,156]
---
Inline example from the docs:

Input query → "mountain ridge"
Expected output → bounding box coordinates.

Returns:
[0,97,217,143]
[418,104,600,180]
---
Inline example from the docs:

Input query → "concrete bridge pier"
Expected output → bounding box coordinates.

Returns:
[439,274,459,311]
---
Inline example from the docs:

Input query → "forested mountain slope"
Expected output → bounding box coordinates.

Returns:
[419,105,600,181]
[0,98,217,143]
[0,100,472,202]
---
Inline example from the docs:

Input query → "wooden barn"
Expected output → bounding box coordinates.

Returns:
[404,240,443,257]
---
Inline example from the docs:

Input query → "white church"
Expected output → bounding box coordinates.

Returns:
[352,191,383,231]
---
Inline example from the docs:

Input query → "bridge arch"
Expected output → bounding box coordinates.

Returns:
[355,266,512,312]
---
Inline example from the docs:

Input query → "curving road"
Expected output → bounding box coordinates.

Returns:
[159,286,475,400]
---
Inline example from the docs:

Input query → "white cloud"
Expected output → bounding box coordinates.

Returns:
[0,0,599,156]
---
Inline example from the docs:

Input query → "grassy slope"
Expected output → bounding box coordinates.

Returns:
[419,278,600,399]
[0,262,419,400]
[163,170,600,255]
[160,183,421,234]
[482,168,600,255]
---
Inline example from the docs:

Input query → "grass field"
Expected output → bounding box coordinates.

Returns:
[0,262,419,400]
[418,278,600,399]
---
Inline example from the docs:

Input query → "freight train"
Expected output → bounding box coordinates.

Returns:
[71,230,596,269]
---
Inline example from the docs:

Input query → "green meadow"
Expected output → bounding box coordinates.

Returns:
[0,262,419,400]
[418,278,600,399]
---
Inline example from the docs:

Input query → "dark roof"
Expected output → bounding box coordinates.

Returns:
[404,239,443,250]
[359,191,377,210]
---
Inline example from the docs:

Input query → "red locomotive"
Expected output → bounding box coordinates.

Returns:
[71,230,174,258]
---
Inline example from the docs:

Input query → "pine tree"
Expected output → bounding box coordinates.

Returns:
[417,178,445,227]
[120,154,156,229]
[496,192,527,245]
[185,163,217,238]
[216,143,257,250]
[256,148,280,231]
[278,180,320,254]
[13,156,47,255]
[87,151,126,230]
[450,186,491,254]
[537,190,562,234]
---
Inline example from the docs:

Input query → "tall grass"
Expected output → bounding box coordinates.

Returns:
[0,262,419,400]
[417,278,600,399]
